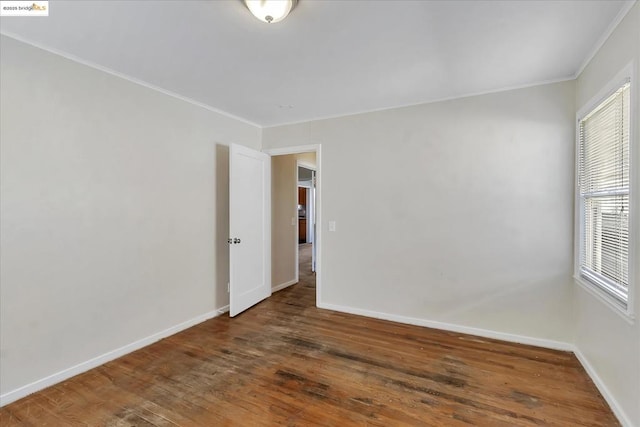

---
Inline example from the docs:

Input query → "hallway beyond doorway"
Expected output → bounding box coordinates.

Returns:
[298,243,315,299]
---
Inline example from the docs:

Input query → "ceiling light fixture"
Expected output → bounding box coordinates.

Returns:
[244,0,297,24]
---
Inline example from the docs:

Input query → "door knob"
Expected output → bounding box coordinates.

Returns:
[233,238,241,244]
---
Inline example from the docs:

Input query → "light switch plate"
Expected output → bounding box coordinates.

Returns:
[329,221,336,232]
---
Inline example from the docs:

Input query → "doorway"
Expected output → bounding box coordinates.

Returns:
[265,145,321,307]
[297,165,316,272]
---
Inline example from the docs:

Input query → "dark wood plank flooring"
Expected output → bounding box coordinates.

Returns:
[0,244,618,426]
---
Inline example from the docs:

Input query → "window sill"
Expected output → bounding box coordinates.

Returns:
[574,276,635,325]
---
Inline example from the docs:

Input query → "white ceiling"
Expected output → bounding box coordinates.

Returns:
[0,0,635,127]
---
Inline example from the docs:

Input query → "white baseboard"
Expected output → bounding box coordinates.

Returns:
[317,302,574,351]
[0,305,229,407]
[272,279,297,293]
[572,347,633,427]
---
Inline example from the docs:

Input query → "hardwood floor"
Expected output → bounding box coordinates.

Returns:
[1,244,618,426]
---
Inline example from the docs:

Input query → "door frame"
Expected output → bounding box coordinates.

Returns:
[264,145,322,307]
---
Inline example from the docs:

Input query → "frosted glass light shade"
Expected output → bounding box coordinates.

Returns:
[245,0,297,24]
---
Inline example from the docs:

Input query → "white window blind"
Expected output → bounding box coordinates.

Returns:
[578,81,630,308]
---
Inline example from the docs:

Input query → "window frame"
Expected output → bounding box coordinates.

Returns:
[574,62,636,323]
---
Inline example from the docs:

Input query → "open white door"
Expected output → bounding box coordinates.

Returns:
[229,144,271,317]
